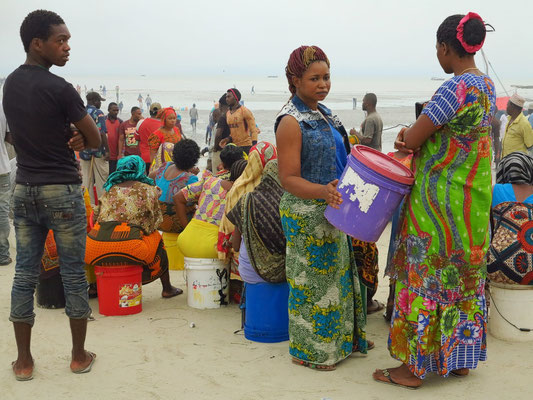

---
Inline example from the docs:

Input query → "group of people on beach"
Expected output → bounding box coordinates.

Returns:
[3,8,532,392]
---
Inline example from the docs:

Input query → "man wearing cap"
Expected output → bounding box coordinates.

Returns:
[137,102,163,172]
[502,94,533,157]
[79,91,109,205]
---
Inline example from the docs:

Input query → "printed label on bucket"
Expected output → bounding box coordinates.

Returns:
[338,168,380,213]
[119,283,141,308]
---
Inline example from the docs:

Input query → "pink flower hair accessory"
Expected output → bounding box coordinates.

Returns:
[456,12,485,53]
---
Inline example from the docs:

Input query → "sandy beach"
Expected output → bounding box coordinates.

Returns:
[1,216,532,400]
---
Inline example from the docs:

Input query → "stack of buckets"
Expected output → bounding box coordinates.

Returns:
[95,265,143,316]
[325,145,414,242]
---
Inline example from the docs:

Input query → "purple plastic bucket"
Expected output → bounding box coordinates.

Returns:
[324,146,414,242]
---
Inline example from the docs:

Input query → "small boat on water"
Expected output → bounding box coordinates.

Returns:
[431,77,445,81]
[267,75,278,78]
[511,85,533,89]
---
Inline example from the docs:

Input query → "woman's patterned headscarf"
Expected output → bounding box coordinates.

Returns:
[496,152,533,185]
[157,107,177,127]
[103,155,155,191]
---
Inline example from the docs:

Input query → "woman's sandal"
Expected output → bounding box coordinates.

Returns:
[292,358,336,371]
[373,369,421,390]
[353,340,375,353]
[450,368,469,378]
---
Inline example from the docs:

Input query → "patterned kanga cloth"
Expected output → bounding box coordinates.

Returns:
[388,73,495,378]
[280,192,367,366]
[488,201,533,285]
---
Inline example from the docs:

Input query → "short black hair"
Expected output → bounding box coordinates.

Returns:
[230,159,247,182]
[131,106,140,114]
[20,10,65,53]
[172,139,200,171]
[219,94,228,106]
[220,146,244,170]
[108,102,118,110]
[436,14,486,57]
[364,93,377,107]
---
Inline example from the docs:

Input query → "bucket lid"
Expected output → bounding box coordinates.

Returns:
[351,145,414,185]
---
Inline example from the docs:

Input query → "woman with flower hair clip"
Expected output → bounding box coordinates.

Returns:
[373,13,495,389]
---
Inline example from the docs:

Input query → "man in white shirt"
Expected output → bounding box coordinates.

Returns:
[0,102,13,265]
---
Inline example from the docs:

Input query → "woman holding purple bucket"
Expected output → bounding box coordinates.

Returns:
[275,45,367,371]
[373,13,495,389]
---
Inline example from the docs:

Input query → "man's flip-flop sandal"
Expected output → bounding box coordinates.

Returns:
[374,369,420,390]
[12,360,34,381]
[72,351,96,374]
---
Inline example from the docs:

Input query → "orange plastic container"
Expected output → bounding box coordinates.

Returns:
[95,265,143,316]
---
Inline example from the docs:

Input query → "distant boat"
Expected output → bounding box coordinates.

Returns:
[267,75,278,78]
[511,84,533,89]
[431,77,445,81]
[140,74,146,77]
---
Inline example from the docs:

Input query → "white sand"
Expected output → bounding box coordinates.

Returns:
[1,220,532,400]
[2,102,531,399]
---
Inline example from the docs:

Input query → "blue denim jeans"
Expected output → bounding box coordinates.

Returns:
[0,173,10,263]
[10,184,91,326]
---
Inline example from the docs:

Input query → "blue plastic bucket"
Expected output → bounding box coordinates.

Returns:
[244,282,289,343]
[325,145,414,242]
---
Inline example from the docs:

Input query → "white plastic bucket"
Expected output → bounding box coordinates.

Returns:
[489,282,533,342]
[184,257,229,309]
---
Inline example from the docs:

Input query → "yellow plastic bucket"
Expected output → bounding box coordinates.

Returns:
[162,232,184,270]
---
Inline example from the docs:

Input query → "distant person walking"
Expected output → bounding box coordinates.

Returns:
[105,102,123,174]
[350,93,383,151]
[189,103,198,134]
[118,100,124,113]
[3,9,100,380]
[137,93,144,112]
[80,91,109,205]
[222,88,260,154]
[146,94,152,111]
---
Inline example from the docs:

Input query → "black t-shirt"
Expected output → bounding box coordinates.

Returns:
[3,65,87,185]
[214,114,230,151]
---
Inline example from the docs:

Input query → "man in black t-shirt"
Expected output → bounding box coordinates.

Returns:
[3,10,101,380]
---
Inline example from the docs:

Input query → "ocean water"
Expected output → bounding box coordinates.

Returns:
[64,74,446,111]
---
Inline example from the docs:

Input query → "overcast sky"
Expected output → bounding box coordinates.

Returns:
[1,0,531,80]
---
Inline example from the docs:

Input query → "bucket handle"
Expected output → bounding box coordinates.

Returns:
[489,290,532,332]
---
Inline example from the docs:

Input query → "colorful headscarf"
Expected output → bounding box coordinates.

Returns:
[496,152,533,185]
[217,141,278,260]
[285,45,330,95]
[158,107,177,127]
[103,155,155,192]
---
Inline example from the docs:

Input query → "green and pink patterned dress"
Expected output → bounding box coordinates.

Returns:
[388,73,496,378]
